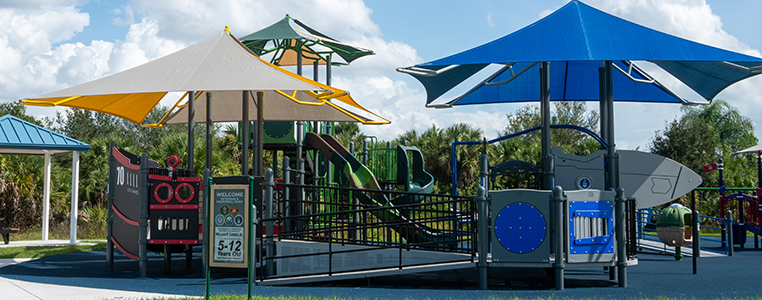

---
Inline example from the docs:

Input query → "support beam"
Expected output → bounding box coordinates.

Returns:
[70,151,80,244]
[540,62,553,190]
[187,91,195,174]
[256,91,265,177]
[206,92,213,171]
[599,68,608,142]
[42,151,51,241]
[242,91,250,176]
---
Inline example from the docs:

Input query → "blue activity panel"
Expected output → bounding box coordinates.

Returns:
[494,202,546,254]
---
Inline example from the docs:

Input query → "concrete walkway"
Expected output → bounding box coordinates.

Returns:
[0,239,95,248]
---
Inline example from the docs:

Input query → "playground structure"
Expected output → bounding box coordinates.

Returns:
[705,157,762,248]
[107,143,202,276]
[13,0,761,293]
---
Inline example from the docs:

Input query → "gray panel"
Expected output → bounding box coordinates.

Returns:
[552,147,702,209]
[490,189,552,263]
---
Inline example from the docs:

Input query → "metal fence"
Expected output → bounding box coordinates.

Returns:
[258,183,476,279]
[635,208,732,255]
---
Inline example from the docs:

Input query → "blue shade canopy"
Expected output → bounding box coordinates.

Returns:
[399,0,762,105]
[0,115,90,155]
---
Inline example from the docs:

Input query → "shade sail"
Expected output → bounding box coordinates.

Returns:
[240,15,374,66]
[161,90,383,124]
[19,29,327,124]
[400,0,762,105]
[733,144,762,155]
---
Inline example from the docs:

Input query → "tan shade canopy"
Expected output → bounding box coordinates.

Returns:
[19,29,325,124]
[162,90,374,124]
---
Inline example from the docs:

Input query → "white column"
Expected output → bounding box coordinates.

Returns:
[42,151,51,241]
[70,151,80,244]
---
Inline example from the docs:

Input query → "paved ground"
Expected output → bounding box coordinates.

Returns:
[1,237,761,300]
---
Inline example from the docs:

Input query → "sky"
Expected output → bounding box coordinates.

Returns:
[2,0,762,151]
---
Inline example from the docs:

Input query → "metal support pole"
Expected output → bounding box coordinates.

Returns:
[70,151,80,244]
[188,91,195,174]
[256,91,265,176]
[452,142,458,196]
[362,139,369,165]
[206,92,213,171]
[296,121,304,161]
[139,154,150,277]
[297,49,302,76]
[599,68,608,143]
[107,143,116,271]
[42,152,51,241]
[203,168,211,293]
[603,61,617,190]
[326,55,332,86]
[479,154,489,195]
[283,157,291,232]
[297,159,305,232]
[265,169,275,276]
[738,195,745,249]
[242,91,250,175]
[476,186,488,290]
[202,168,211,275]
[616,187,627,287]
[692,190,698,274]
[272,150,279,178]
[313,60,319,82]
[540,62,552,190]
[552,186,565,290]
[349,142,355,154]
[726,210,734,256]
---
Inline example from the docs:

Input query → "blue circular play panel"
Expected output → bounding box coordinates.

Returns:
[494,202,546,254]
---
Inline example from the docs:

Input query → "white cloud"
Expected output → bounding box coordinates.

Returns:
[584,0,762,149]
[487,13,495,28]
[0,5,90,101]
[3,0,760,150]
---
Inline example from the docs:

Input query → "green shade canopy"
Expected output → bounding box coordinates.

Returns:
[239,15,374,66]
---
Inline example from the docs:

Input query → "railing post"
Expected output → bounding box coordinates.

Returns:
[476,186,488,290]
[265,169,275,276]
[616,187,627,287]
[552,186,565,290]
[283,157,291,233]
[726,210,734,256]
[296,158,304,232]
[362,139,369,166]
[202,168,211,276]
[479,154,489,194]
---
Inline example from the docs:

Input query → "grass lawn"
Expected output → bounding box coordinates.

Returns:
[0,240,107,259]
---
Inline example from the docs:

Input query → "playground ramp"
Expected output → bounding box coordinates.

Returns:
[258,174,475,284]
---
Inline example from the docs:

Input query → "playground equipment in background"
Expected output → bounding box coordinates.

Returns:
[656,203,693,260]
[451,124,605,195]
[451,124,701,209]
[705,158,762,248]
[720,191,761,246]
[107,143,202,276]
[302,132,453,248]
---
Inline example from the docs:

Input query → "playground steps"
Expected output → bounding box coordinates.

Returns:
[257,260,475,286]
